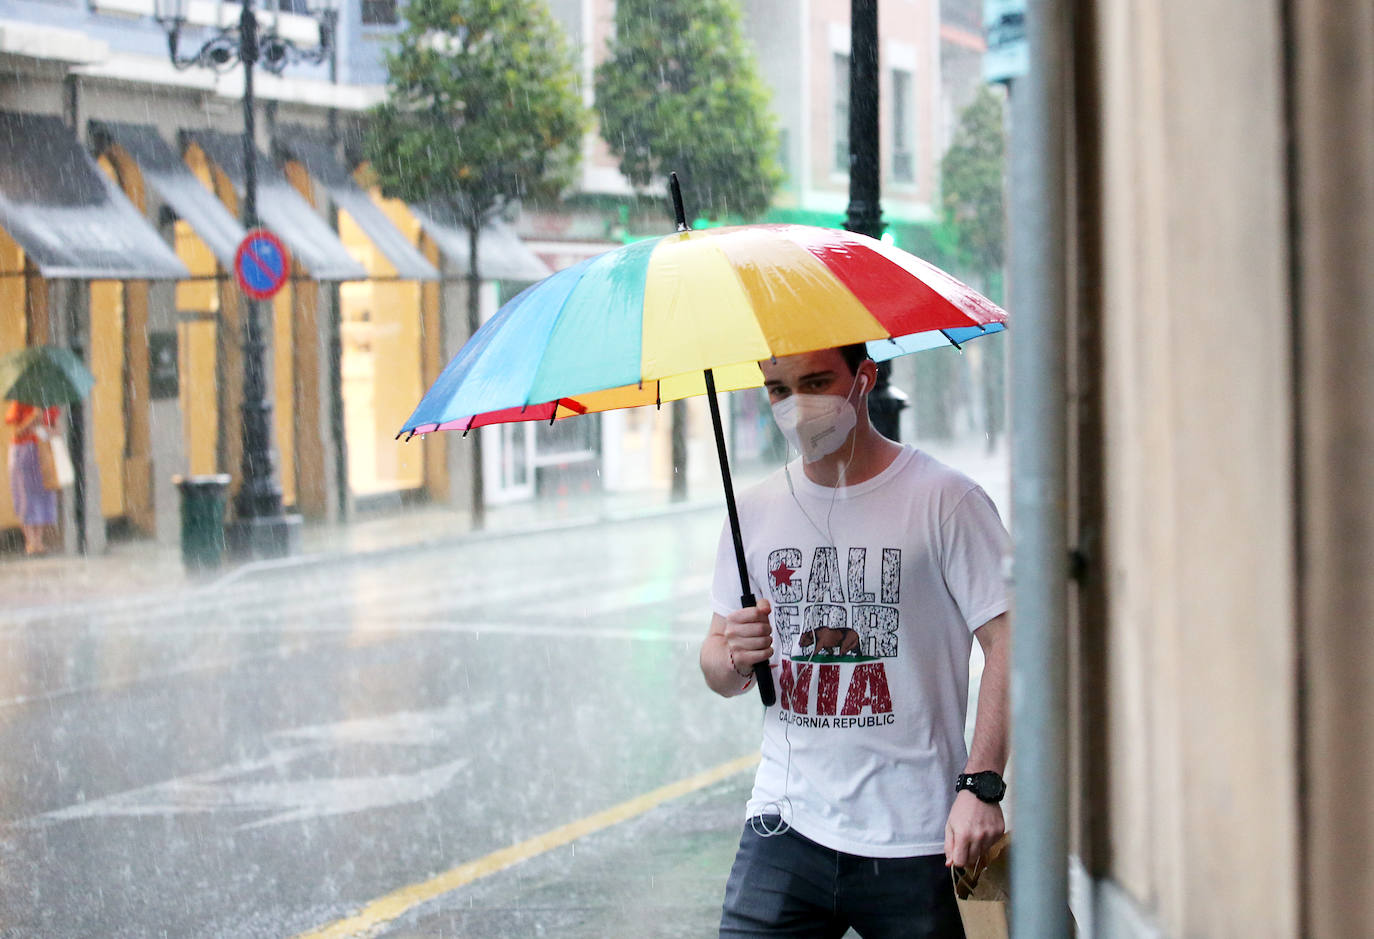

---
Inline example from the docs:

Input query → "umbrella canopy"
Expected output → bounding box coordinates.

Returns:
[399,224,1005,436]
[0,345,95,407]
[400,214,1008,706]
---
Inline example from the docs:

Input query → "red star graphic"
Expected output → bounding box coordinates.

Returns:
[771,561,797,588]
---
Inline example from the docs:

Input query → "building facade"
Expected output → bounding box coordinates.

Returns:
[0,0,983,552]
[522,0,970,499]
[0,0,552,551]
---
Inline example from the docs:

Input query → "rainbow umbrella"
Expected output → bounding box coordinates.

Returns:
[400,184,1007,704]
[400,228,1004,434]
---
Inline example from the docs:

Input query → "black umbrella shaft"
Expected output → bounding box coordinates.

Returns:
[703,368,776,707]
[704,370,749,595]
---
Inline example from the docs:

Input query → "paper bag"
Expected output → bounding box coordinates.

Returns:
[38,433,74,491]
[952,835,1010,939]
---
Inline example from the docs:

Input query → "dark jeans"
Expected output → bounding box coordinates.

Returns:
[719,817,966,939]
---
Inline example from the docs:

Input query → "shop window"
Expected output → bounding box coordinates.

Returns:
[339,206,424,498]
[534,412,601,498]
[891,69,915,183]
[362,0,398,26]
[834,52,850,174]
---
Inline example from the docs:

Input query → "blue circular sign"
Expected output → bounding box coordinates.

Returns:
[234,229,291,300]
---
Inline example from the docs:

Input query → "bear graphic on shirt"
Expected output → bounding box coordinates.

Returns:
[767,546,901,662]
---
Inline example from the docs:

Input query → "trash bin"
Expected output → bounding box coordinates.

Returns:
[172,474,232,571]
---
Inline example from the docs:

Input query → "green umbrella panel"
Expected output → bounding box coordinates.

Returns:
[0,345,95,407]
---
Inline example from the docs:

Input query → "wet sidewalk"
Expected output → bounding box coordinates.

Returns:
[0,438,1006,617]
[0,482,741,617]
[372,772,755,939]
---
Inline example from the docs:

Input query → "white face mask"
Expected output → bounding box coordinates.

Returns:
[770,373,865,463]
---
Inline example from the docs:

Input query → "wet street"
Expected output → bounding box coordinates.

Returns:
[0,507,761,938]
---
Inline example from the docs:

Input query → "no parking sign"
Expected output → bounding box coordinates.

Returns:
[234,229,291,301]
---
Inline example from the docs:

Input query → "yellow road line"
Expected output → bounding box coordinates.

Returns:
[294,752,760,939]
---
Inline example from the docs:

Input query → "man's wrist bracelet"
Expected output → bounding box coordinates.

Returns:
[728,647,755,688]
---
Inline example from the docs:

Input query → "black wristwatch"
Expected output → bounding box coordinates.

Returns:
[954,771,1006,804]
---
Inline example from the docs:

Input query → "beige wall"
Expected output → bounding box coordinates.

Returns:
[271,284,297,509]
[419,237,449,504]
[1078,0,1300,935]
[336,196,425,499]
[174,219,222,479]
[88,279,126,520]
[1291,2,1374,936]
[1076,2,1374,934]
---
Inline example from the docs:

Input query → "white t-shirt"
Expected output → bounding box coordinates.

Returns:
[711,445,1010,858]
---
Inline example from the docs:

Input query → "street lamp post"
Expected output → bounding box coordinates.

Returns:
[845,0,907,441]
[154,0,338,557]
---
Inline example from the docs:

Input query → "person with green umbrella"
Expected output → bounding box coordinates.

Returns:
[0,345,90,556]
[5,398,61,555]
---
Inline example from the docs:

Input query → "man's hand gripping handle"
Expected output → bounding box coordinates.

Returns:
[740,591,775,706]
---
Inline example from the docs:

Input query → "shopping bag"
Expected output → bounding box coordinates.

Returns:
[37,433,74,490]
[952,834,1010,939]
[48,435,75,489]
[35,430,58,490]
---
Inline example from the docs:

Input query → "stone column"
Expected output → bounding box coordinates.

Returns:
[291,277,341,522]
[54,279,105,555]
[144,272,188,547]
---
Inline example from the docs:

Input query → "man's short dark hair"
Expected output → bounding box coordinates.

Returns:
[838,343,871,377]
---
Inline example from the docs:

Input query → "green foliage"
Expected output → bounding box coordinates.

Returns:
[595,0,782,221]
[940,85,1006,274]
[364,0,585,229]
[931,87,1009,448]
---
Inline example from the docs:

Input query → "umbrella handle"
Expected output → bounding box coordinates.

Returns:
[739,590,776,706]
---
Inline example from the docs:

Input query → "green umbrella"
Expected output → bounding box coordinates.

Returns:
[0,345,95,407]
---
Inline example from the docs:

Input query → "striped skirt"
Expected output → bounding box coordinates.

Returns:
[8,441,57,526]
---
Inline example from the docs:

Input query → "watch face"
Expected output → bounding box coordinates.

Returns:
[958,772,1003,801]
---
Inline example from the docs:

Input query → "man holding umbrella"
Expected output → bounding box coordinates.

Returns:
[393,204,1011,934]
[702,343,1010,938]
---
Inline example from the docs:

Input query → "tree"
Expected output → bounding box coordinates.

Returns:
[596,0,782,220]
[596,0,782,497]
[937,85,1008,448]
[940,84,1006,274]
[365,0,584,528]
[939,83,1005,274]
